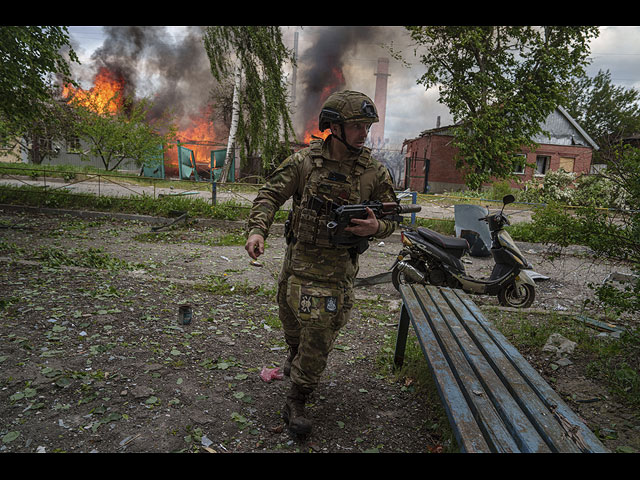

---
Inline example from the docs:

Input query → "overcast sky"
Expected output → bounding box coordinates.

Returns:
[66,26,640,148]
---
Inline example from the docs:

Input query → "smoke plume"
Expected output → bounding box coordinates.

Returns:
[72,26,428,145]
[88,26,215,129]
[290,26,407,139]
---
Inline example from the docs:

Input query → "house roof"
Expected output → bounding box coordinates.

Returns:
[406,106,599,151]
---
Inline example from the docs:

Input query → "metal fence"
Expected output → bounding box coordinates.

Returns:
[0,164,264,210]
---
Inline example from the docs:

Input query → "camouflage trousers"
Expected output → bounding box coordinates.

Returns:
[277,268,354,392]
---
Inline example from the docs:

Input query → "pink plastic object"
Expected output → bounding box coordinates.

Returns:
[260,366,283,383]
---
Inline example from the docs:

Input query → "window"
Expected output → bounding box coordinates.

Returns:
[513,154,526,174]
[558,157,575,173]
[66,136,82,154]
[535,155,550,175]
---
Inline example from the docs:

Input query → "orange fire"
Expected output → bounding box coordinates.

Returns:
[62,67,125,115]
[302,129,330,145]
[62,66,223,175]
[166,107,223,169]
[300,67,345,145]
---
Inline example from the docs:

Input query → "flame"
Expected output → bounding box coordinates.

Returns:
[62,67,125,115]
[164,106,223,172]
[62,67,223,175]
[302,128,330,145]
[300,67,345,145]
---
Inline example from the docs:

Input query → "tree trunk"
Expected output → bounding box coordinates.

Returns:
[30,134,43,165]
[218,64,241,184]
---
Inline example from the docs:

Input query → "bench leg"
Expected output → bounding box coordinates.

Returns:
[393,304,410,369]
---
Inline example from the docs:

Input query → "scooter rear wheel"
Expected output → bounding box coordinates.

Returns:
[498,282,535,308]
[391,260,426,292]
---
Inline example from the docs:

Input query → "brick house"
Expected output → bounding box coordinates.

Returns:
[402,106,599,193]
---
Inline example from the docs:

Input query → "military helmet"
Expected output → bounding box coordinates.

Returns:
[318,90,379,131]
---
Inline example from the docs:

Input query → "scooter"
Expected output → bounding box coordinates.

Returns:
[391,194,536,308]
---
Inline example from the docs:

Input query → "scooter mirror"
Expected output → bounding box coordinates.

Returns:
[503,194,515,205]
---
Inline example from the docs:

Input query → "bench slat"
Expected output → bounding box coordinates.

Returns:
[396,283,608,453]
[437,287,580,452]
[399,287,493,453]
[452,289,609,453]
[415,286,547,452]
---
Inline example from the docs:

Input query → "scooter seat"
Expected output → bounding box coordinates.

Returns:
[417,227,469,251]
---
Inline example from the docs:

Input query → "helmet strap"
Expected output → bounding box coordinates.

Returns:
[330,125,363,154]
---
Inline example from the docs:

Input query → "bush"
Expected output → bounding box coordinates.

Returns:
[518,169,576,205]
[529,145,640,319]
[572,170,630,209]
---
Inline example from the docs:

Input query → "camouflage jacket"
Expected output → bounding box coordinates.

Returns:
[247,136,397,243]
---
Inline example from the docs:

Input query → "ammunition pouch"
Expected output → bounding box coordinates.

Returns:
[296,207,334,248]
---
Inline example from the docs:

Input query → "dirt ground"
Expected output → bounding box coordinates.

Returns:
[0,205,638,454]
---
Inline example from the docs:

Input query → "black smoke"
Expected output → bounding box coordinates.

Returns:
[88,26,215,128]
[74,26,406,139]
[293,26,401,134]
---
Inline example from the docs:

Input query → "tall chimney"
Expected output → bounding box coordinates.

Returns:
[370,57,390,148]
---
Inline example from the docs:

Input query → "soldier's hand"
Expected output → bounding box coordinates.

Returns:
[245,234,265,260]
[344,207,379,237]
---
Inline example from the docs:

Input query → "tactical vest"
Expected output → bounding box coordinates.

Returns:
[286,140,371,282]
[293,140,369,248]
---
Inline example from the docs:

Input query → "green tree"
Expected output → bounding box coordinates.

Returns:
[203,26,296,181]
[0,26,79,140]
[11,100,77,165]
[564,69,640,162]
[69,92,176,171]
[405,26,599,189]
[529,144,639,318]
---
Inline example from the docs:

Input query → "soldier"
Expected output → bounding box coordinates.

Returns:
[245,90,397,436]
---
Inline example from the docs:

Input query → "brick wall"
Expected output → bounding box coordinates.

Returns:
[404,133,593,193]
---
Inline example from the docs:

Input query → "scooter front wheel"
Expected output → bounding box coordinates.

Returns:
[498,282,535,308]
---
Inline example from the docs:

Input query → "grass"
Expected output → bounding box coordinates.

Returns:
[0,180,539,243]
[3,172,637,412]
[35,245,145,271]
[133,230,246,247]
[0,183,288,223]
[490,307,640,407]
[0,162,263,194]
[413,217,456,235]
[411,212,540,244]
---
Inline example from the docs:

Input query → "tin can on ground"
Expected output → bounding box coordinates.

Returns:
[178,304,193,325]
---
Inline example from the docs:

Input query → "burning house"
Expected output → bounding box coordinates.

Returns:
[51,26,227,178]
[45,26,420,182]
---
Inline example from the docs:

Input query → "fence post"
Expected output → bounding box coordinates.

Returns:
[411,191,417,225]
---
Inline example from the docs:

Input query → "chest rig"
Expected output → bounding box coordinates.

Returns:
[292,140,370,249]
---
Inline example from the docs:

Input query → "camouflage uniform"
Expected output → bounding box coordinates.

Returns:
[247,134,397,392]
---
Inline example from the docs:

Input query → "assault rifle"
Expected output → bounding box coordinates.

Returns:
[326,200,422,253]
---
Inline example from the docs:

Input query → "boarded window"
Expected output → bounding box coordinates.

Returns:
[558,157,575,173]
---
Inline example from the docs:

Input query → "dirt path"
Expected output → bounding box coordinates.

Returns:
[0,207,637,453]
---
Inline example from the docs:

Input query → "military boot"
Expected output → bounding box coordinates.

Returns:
[283,343,298,377]
[283,383,313,436]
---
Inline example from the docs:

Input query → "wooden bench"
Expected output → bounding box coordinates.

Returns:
[393,284,608,453]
